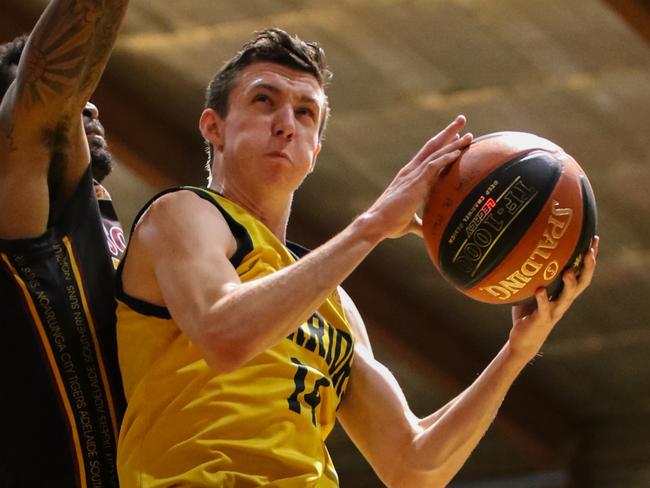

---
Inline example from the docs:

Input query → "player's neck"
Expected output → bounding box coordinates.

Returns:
[212,183,293,243]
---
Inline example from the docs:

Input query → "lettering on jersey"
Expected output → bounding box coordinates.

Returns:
[287,358,308,415]
[286,312,354,425]
[287,312,353,398]
[7,245,118,484]
[288,358,332,427]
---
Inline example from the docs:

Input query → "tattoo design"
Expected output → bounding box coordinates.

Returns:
[72,0,105,23]
[80,1,126,94]
[20,13,89,108]
[18,0,124,109]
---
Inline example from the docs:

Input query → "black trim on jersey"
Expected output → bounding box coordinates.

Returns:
[116,283,172,320]
[286,241,311,260]
[190,187,254,269]
[115,187,254,318]
[113,187,176,319]
[197,188,308,265]
[115,188,182,319]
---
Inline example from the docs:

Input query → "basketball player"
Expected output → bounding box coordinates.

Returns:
[0,0,128,486]
[116,29,597,487]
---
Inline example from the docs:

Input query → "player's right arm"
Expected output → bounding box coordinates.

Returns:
[0,0,128,239]
[122,189,383,373]
[121,118,472,373]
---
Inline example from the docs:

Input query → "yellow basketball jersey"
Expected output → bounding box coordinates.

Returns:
[116,188,355,487]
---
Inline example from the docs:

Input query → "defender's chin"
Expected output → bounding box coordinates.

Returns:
[90,146,114,183]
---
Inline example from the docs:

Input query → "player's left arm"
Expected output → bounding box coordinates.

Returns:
[337,238,598,487]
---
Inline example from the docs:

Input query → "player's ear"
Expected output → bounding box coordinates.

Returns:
[199,108,225,151]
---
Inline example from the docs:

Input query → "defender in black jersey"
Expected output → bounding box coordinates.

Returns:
[0,1,129,486]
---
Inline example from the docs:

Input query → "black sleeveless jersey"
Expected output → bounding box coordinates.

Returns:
[0,166,126,487]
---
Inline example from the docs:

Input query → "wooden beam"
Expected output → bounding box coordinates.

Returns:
[603,0,650,44]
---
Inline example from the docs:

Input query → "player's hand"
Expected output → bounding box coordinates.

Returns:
[508,236,599,362]
[361,115,473,241]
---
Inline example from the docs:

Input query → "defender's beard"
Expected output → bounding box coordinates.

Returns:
[89,140,113,183]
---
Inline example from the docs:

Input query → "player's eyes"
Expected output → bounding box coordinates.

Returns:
[296,107,315,119]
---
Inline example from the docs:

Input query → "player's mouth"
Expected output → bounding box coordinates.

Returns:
[266,151,292,163]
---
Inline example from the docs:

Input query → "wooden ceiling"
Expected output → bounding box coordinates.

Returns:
[2,1,650,486]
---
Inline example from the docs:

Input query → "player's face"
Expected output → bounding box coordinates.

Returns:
[217,62,324,195]
[83,102,113,182]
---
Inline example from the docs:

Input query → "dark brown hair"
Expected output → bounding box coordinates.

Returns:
[204,28,332,163]
[0,34,27,100]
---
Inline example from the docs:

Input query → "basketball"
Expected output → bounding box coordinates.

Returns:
[422,131,597,305]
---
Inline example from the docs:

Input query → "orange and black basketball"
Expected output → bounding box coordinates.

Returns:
[422,131,597,305]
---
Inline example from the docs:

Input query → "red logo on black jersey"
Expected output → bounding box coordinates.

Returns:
[103,224,126,261]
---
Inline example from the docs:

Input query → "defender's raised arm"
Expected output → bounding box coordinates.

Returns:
[0,0,128,238]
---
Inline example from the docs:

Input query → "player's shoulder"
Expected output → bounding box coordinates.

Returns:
[134,188,234,249]
[140,188,224,222]
[147,187,206,209]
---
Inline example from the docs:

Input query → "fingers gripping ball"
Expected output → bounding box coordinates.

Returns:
[422,132,597,304]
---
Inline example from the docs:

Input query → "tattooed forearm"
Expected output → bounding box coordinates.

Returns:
[79,1,129,96]
[20,42,87,108]
[81,0,128,96]
[18,0,91,108]
[17,0,127,111]
[72,0,105,24]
